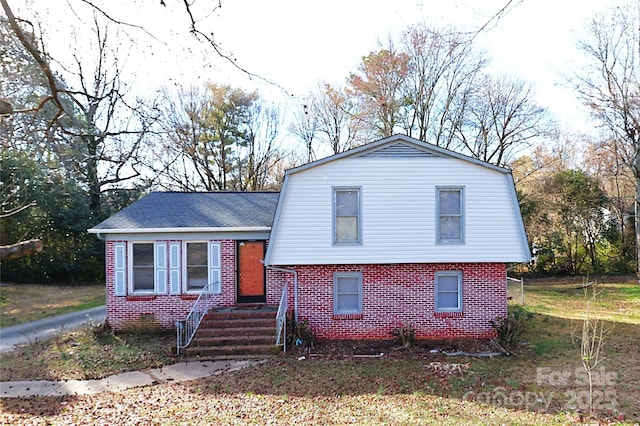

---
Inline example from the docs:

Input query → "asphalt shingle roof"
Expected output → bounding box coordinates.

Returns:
[90,192,280,231]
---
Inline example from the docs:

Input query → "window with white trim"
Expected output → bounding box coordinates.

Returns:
[437,187,464,243]
[183,241,221,294]
[185,242,208,292]
[334,272,362,314]
[435,271,462,312]
[333,187,362,245]
[130,242,155,293]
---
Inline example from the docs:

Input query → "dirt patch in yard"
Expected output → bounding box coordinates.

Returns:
[293,338,499,359]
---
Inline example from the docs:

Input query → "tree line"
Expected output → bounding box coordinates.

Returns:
[1,1,638,281]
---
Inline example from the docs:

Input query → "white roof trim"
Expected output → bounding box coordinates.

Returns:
[88,226,271,234]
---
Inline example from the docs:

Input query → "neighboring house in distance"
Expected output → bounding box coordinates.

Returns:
[89,134,531,341]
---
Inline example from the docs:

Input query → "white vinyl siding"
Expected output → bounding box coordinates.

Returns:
[437,187,464,244]
[334,272,362,314]
[435,271,462,312]
[267,154,530,265]
[333,187,362,245]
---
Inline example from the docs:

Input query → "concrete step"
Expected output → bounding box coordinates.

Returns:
[193,334,275,347]
[204,310,277,320]
[185,344,281,358]
[195,326,276,338]
[199,318,276,329]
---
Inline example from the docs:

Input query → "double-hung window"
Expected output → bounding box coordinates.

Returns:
[334,272,362,314]
[183,242,221,294]
[185,242,208,292]
[435,271,462,312]
[130,242,155,293]
[333,187,361,245]
[437,187,464,243]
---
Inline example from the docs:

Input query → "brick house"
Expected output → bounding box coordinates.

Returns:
[89,134,531,341]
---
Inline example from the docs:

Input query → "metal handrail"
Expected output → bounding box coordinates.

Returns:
[176,281,218,355]
[275,282,288,352]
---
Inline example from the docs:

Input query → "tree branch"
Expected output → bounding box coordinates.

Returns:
[1,0,65,119]
[0,239,43,261]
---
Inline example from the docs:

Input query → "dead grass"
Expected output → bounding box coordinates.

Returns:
[0,327,176,381]
[523,276,640,324]
[0,283,105,328]
[1,276,639,425]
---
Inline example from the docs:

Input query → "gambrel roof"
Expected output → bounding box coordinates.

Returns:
[263,134,531,265]
[88,191,280,234]
[286,134,512,176]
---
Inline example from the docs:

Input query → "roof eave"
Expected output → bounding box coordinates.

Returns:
[87,226,272,234]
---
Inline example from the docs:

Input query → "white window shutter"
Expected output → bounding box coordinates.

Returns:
[209,242,221,293]
[114,242,126,296]
[155,242,167,294]
[169,242,181,294]
[209,269,221,293]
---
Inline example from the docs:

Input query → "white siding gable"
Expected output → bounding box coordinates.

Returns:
[266,138,530,265]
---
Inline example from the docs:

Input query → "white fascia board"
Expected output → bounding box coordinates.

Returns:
[88,226,271,234]
[263,174,290,267]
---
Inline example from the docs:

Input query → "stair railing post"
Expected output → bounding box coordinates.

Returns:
[176,281,218,354]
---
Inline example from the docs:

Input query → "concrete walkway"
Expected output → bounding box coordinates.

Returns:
[0,306,107,353]
[0,359,263,398]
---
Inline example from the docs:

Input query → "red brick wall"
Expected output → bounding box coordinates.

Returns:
[105,240,238,330]
[105,240,506,338]
[271,263,507,340]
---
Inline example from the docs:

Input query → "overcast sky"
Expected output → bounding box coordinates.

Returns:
[17,0,630,130]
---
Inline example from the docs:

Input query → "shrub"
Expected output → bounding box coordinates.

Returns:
[489,306,534,351]
[287,318,315,348]
[391,323,415,348]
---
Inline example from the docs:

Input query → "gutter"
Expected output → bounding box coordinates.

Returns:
[87,226,272,234]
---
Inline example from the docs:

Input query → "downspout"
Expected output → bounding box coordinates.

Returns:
[265,265,298,323]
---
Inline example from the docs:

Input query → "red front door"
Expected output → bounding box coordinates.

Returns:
[237,241,266,303]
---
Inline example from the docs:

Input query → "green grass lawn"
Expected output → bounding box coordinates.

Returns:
[0,282,105,328]
[1,277,639,425]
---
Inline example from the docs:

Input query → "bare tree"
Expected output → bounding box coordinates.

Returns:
[289,101,320,163]
[2,3,157,216]
[456,75,553,167]
[238,100,284,190]
[572,281,613,414]
[57,15,155,217]
[1,0,69,128]
[573,3,640,278]
[313,82,369,154]
[348,40,410,138]
[150,83,285,191]
[290,82,369,159]
[583,137,636,266]
[400,23,486,148]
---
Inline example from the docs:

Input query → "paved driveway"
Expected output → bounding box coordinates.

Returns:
[0,306,106,353]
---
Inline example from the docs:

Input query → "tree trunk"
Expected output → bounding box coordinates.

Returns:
[0,239,43,261]
[636,174,640,284]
